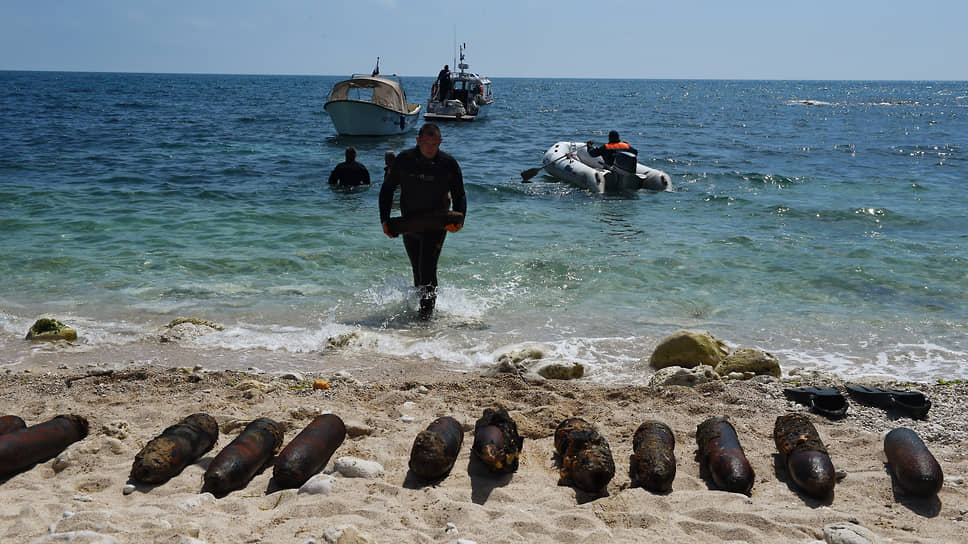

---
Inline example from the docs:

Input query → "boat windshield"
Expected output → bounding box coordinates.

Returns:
[328,77,408,111]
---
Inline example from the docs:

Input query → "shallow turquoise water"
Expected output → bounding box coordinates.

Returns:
[1,72,965,381]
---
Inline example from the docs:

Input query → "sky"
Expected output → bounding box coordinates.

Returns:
[1,0,966,80]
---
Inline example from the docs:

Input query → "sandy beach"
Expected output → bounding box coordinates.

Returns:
[1,343,966,544]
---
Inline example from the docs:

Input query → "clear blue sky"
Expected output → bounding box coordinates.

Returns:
[2,0,965,80]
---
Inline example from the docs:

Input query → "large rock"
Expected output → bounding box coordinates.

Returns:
[648,365,720,388]
[25,318,77,342]
[159,317,223,343]
[715,348,781,378]
[533,361,584,380]
[648,330,728,369]
[485,343,554,378]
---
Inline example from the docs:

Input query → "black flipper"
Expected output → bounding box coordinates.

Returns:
[783,387,848,420]
[845,384,930,419]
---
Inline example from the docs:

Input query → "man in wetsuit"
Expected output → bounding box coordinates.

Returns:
[328,147,370,187]
[436,65,451,100]
[379,123,466,319]
[587,130,638,166]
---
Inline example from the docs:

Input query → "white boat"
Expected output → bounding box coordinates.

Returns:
[324,71,421,136]
[424,43,493,121]
[540,141,672,193]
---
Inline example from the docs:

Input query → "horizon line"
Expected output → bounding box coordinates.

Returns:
[2,69,966,83]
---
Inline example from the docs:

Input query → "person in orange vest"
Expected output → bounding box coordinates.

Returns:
[586,130,638,166]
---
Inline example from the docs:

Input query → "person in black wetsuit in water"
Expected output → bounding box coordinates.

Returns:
[328,147,370,187]
[379,123,466,319]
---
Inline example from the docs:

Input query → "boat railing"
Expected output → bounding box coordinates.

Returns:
[349,73,404,82]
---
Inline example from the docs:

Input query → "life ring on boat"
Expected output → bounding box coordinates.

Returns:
[431,81,439,99]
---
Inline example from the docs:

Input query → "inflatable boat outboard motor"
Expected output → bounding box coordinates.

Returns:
[606,151,671,192]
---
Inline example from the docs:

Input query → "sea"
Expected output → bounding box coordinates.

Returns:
[1,71,965,383]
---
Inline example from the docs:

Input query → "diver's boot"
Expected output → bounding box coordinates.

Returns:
[418,286,436,320]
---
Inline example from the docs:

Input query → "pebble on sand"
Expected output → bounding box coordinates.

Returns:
[333,456,384,479]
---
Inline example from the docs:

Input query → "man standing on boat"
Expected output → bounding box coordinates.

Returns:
[436,65,451,100]
[379,123,466,319]
[328,147,371,187]
[587,130,638,166]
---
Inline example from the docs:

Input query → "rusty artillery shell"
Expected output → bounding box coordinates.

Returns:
[631,420,676,492]
[0,414,88,478]
[0,415,27,436]
[273,414,346,489]
[387,210,465,236]
[472,408,523,473]
[696,416,755,495]
[774,413,835,499]
[202,417,283,497]
[409,416,464,481]
[554,417,615,493]
[130,413,219,484]
[884,427,943,497]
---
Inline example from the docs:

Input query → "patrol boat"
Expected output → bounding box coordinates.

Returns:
[539,141,672,194]
[324,62,421,136]
[424,43,493,121]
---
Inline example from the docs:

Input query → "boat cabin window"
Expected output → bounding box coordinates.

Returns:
[349,87,374,102]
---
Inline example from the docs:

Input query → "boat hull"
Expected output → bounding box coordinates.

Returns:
[324,100,421,136]
[424,98,492,122]
[541,141,672,193]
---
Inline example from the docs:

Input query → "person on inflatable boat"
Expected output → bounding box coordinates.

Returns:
[587,130,638,166]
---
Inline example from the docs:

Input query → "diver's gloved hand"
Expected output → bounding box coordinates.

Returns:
[382,222,397,238]
[444,223,462,233]
[586,140,594,147]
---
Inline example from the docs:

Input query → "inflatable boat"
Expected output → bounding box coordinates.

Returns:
[540,141,671,193]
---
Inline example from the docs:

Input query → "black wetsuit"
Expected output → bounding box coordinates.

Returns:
[587,142,638,166]
[379,147,466,315]
[436,68,451,100]
[328,160,370,186]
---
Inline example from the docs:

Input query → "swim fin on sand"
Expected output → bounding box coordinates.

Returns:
[845,384,931,419]
[783,387,848,420]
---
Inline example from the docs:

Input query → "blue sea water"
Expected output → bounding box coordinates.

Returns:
[1,71,965,382]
